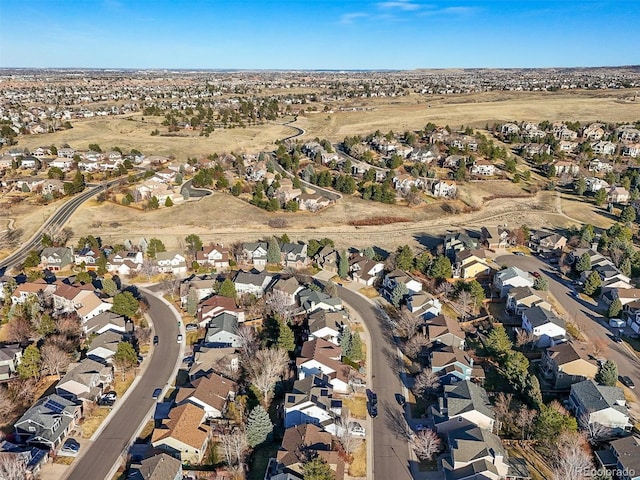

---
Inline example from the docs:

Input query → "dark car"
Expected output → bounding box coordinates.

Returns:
[620,376,635,389]
[613,335,623,343]
[368,392,378,406]
[369,403,378,418]
[395,393,406,406]
[152,388,162,399]
[103,391,117,401]
[61,438,80,454]
[153,335,159,346]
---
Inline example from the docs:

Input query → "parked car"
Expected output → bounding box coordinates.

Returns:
[61,438,80,454]
[103,391,117,402]
[153,335,159,346]
[530,271,541,278]
[612,335,623,344]
[620,376,635,389]
[395,393,406,406]
[367,390,378,406]
[514,252,525,256]
[185,323,198,332]
[369,403,378,418]
[152,388,163,399]
[177,334,183,344]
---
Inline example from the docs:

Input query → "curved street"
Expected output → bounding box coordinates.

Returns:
[63,290,182,480]
[337,286,413,480]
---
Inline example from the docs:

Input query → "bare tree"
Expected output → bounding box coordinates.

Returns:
[40,343,70,378]
[56,313,82,338]
[139,259,157,281]
[237,326,259,362]
[246,348,289,408]
[7,379,37,408]
[0,454,29,480]
[580,414,612,444]
[552,431,594,480]
[592,338,608,358]
[413,369,440,398]
[266,289,293,323]
[493,392,514,436]
[515,329,535,349]
[394,310,422,339]
[514,404,537,440]
[436,281,453,298]
[457,290,473,320]
[404,335,429,359]
[136,326,152,346]
[0,386,15,418]
[219,429,248,469]
[6,316,33,345]
[412,429,441,461]
[335,410,359,457]
[161,274,182,300]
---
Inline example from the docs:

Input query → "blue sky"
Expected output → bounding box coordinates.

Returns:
[1,0,638,69]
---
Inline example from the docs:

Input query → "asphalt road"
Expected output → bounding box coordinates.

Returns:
[337,286,414,480]
[495,254,640,393]
[64,292,181,480]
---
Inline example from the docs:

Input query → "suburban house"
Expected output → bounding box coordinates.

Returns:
[188,346,239,381]
[175,372,238,419]
[506,286,551,317]
[195,244,230,271]
[0,344,22,381]
[297,288,343,313]
[521,306,566,347]
[284,374,342,432]
[470,159,496,176]
[596,436,640,480]
[569,380,632,435]
[0,440,49,478]
[203,313,241,348]
[454,249,495,279]
[540,342,598,390]
[554,159,580,174]
[271,277,304,307]
[589,157,614,172]
[623,301,640,334]
[480,226,510,249]
[586,177,610,193]
[297,193,332,212]
[314,247,339,272]
[55,358,113,402]
[603,288,640,307]
[106,250,144,276]
[307,310,345,345]
[156,251,187,276]
[268,424,345,480]
[528,231,568,253]
[233,270,274,298]
[239,242,268,267]
[431,180,457,198]
[608,186,630,204]
[40,247,74,271]
[197,295,245,327]
[151,403,211,464]
[179,276,216,307]
[128,453,183,480]
[14,394,82,449]
[443,425,510,480]
[406,291,442,320]
[430,345,476,384]
[348,255,384,286]
[86,331,123,363]
[82,311,127,336]
[52,284,112,322]
[280,243,309,269]
[74,247,101,270]
[296,338,350,394]
[433,380,495,434]
[10,280,56,305]
[382,269,423,298]
[426,314,466,349]
[494,266,535,297]
[444,231,479,259]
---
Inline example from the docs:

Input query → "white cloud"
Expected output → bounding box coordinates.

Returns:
[377,0,421,11]
[339,12,369,24]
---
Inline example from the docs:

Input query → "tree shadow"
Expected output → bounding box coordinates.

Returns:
[383,400,413,441]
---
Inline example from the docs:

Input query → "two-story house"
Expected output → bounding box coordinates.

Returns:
[505,286,551,317]
[239,242,268,268]
[14,394,81,449]
[175,372,238,419]
[55,358,113,403]
[151,403,211,464]
[432,380,495,434]
[494,266,534,297]
[426,315,465,349]
[40,247,74,272]
[569,380,632,435]
[522,306,566,347]
[296,338,349,394]
[156,251,187,276]
[195,244,230,271]
[596,436,640,480]
[233,270,274,298]
[284,374,342,433]
[348,255,384,286]
[0,344,22,381]
[430,346,476,384]
[280,243,309,270]
[297,289,343,314]
[540,342,598,390]
[443,425,510,480]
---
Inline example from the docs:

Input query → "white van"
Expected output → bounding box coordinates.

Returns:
[609,318,625,328]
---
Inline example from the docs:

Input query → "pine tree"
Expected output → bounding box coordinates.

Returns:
[390,283,409,307]
[164,196,174,207]
[428,255,452,279]
[187,289,198,316]
[607,298,622,318]
[583,270,601,296]
[348,330,363,362]
[363,247,375,259]
[533,276,549,291]
[267,237,281,264]
[246,405,273,448]
[486,325,512,358]
[17,345,41,379]
[102,277,118,297]
[338,250,349,279]
[277,319,295,352]
[340,328,352,358]
[595,359,618,387]
[218,279,237,298]
[576,252,592,272]
[302,454,334,480]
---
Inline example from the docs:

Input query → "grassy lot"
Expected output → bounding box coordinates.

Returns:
[565,322,584,341]
[343,395,368,419]
[80,406,111,438]
[136,419,156,443]
[113,371,136,397]
[506,444,553,480]
[359,286,379,298]
[349,440,367,477]
[54,456,76,465]
[441,302,460,321]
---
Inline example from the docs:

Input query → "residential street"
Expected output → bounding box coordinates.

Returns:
[495,254,640,398]
[63,291,182,480]
[337,286,415,480]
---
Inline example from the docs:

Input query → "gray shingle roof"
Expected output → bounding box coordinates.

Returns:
[128,453,182,480]
[571,379,627,415]
[441,380,494,421]
[523,306,565,329]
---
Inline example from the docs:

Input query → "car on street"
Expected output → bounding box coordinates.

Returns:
[369,403,378,418]
[152,388,162,399]
[613,335,623,343]
[153,335,159,346]
[367,390,378,406]
[61,438,80,454]
[530,271,541,278]
[177,334,183,344]
[185,323,198,332]
[395,393,406,406]
[620,376,635,389]
[514,252,525,256]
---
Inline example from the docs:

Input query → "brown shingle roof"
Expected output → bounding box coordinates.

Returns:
[176,372,238,412]
[151,403,209,450]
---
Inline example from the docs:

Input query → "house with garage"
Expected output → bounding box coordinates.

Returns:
[443,424,510,480]
[406,291,442,320]
[480,226,511,249]
[239,242,268,268]
[40,247,74,272]
[431,180,457,198]
[470,159,496,176]
[203,313,241,348]
[430,345,476,384]
[175,372,238,419]
[284,374,342,431]
[314,246,339,272]
[55,358,113,403]
[280,243,309,269]
[195,244,230,271]
[0,344,22,381]
[86,331,123,364]
[179,276,216,307]
[540,342,598,390]
[10,280,56,305]
[14,394,81,449]
[233,270,275,298]
[156,251,187,276]
[426,314,465,349]
[444,231,479,259]
[454,249,495,279]
[52,284,112,322]
[197,295,244,327]
[382,270,423,300]
[569,380,632,435]
[433,380,495,434]
[348,254,384,286]
[608,186,630,204]
[586,177,610,193]
[528,230,568,253]
[494,266,534,297]
[506,286,551,317]
[522,306,566,347]
[596,436,640,480]
[106,250,144,276]
[151,403,211,464]
[307,310,345,345]
[73,247,101,271]
[297,338,350,394]
[297,288,343,314]
[128,453,183,480]
[271,277,304,307]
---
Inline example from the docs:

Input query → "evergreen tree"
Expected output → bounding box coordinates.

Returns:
[277,319,296,352]
[340,328,352,357]
[218,279,237,298]
[362,246,375,259]
[96,255,108,275]
[395,245,414,271]
[534,403,578,440]
[583,270,601,296]
[390,283,409,307]
[185,234,203,256]
[348,330,363,362]
[113,341,138,381]
[428,255,452,279]
[533,276,549,291]
[148,196,160,209]
[267,237,281,264]
[620,205,636,224]
[146,238,166,258]
[486,325,512,358]
[338,250,349,279]
[580,224,595,245]
[575,177,586,196]
[595,359,618,387]
[102,277,118,297]
[576,252,592,272]
[246,405,273,448]
[17,345,41,379]
[164,196,173,207]
[607,298,622,318]
[187,289,199,316]
[302,454,335,480]
[112,291,139,318]
[594,188,607,206]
